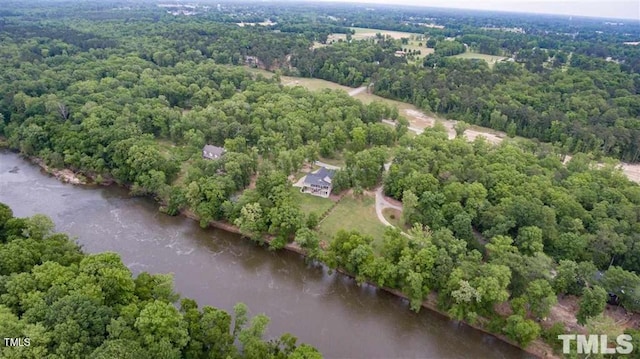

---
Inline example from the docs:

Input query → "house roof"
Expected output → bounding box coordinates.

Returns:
[202,145,225,157]
[304,167,335,187]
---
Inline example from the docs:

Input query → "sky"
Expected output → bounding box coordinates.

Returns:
[312,0,640,20]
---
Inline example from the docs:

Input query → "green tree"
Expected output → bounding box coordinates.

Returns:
[134,300,189,356]
[454,121,469,138]
[577,285,607,325]
[525,279,557,319]
[503,314,540,347]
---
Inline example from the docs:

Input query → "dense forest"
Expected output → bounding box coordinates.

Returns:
[286,24,640,162]
[2,0,640,356]
[0,203,321,358]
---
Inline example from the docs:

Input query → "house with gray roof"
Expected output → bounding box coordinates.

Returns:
[202,145,225,160]
[301,167,335,198]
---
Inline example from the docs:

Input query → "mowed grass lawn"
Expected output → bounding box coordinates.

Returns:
[350,27,422,40]
[404,42,434,60]
[289,187,335,217]
[452,52,507,67]
[242,66,353,92]
[280,76,353,92]
[318,193,386,245]
[382,208,405,229]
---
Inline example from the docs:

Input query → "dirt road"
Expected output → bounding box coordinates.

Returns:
[375,186,403,227]
[348,86,368,97]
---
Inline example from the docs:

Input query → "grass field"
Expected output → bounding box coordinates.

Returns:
[403,42,434,58]
[317,156,346,168]
[350,27,424,40]
[243,66,274,78]
[453,52,507,67]
[325,28,432,63]
[326,27,419,43]
[289,187,335,217]
[382,208,405,229]
[318,193,386,245]
[243,66,354,92]
[280,76,352,92]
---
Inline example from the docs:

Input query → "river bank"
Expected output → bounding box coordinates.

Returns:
[19,152,552,358]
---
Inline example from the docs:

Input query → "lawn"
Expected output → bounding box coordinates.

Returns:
[403,42,434,60]
[241,66,353,92]
[318,193,387,245]
[317,156,345,168]
[325,28,432,64]
[280,76,353,92]
[452,52,507,67]
[289,187,335,217]
[349,27,424,40]
[382,208,405,229]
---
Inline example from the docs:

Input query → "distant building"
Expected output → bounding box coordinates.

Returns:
[202,145,225,160]
[394,50,406,57]
[301,167,335,198]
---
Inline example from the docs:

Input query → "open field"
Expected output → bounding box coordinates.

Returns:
[382,208,404,229]
[403,42,434,58]
[325,28,432,63]
[244,66,353,92]
[350,27,425,40]
[280,76,353,92]
[245,66,510,145]
[318,193,387,245]
[453,52,507,67]
[289,187,336,217]
[621,163,640,183]
[239,67,640,184]
[316,156,346,168]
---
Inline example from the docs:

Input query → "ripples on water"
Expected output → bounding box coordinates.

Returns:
[0,152,534,359]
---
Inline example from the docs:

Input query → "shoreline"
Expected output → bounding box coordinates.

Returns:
[21,152,556,358]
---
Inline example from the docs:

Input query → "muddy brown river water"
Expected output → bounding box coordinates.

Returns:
[0,151,534,359]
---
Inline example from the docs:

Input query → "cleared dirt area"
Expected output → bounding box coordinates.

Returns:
[241,66,640,184]
[621,162,640,183]
[548,296,640,334]
[404,109,505,144]
[564,155,640,184]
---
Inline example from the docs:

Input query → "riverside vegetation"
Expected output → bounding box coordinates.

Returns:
[1,1,640,356]
[0,203,321,358]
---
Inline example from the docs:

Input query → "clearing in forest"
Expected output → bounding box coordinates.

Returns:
[353,92,506,144]
[280,76,353,92]
[324,28,433,62]
[317,192,387,246]
[349,27,424,40]
[289,187,336,217]
[453,51,508,67]
[382,208,404,229]
[244,66,353,92]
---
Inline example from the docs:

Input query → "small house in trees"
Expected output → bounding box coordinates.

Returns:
[301,167,335,198]
[202,145,225,160]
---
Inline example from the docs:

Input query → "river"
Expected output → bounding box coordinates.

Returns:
[0,151,534,359]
